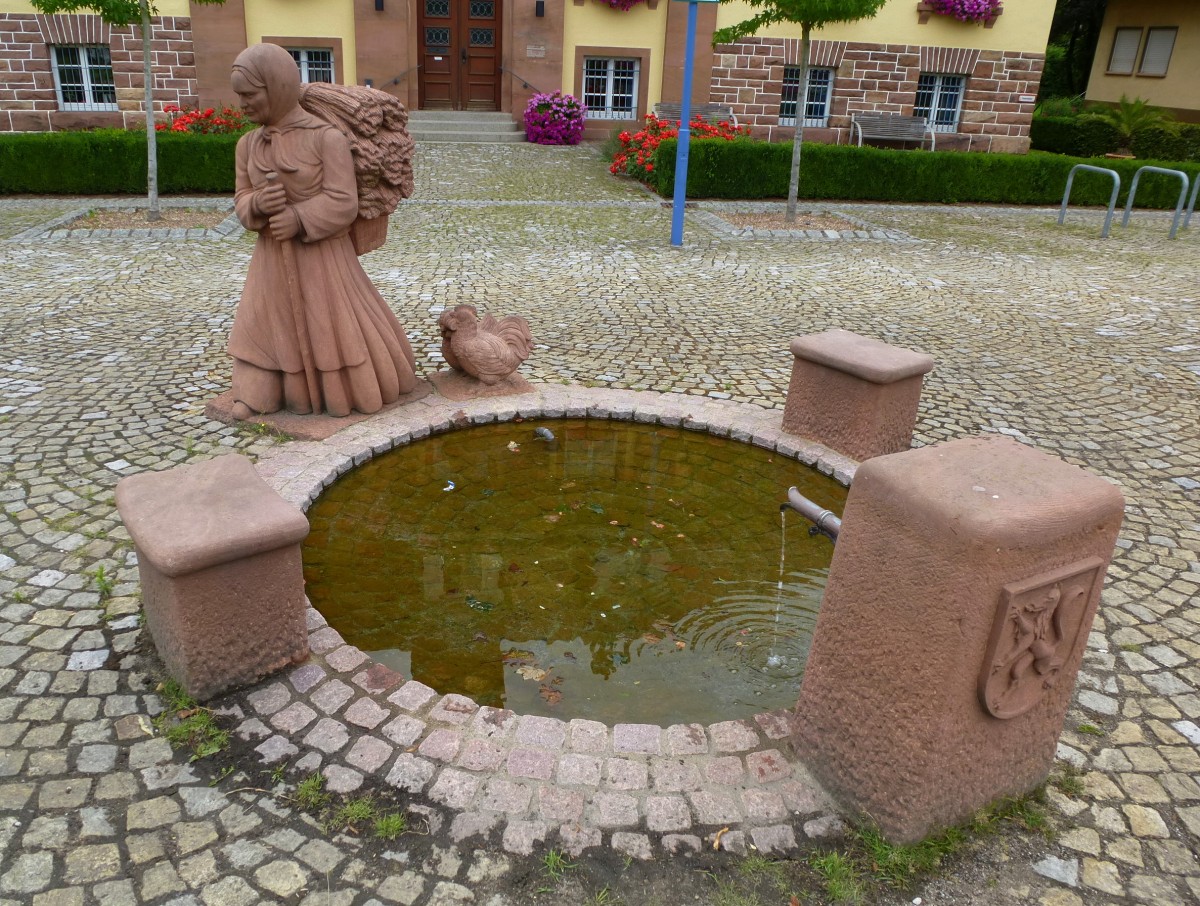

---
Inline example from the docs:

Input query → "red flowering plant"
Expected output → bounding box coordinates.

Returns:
[609,113,749,183]
[156,104,251,134]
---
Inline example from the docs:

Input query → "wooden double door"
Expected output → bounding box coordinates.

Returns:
[418,0,501,110]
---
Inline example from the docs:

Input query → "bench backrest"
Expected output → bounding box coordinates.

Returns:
[853,114,930,137]
[654,102,737,125]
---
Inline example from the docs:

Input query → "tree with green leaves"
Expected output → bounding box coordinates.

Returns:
[31,0,227,220]
[714,0,887,221]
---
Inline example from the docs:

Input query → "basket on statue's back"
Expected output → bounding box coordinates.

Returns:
[298,83,415,255]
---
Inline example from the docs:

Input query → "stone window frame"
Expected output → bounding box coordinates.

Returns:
[262,36,345,85]
[574,46,649,122]
[779,66,833,128]
[50,44,118,112]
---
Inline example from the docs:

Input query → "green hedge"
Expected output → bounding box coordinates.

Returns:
[0,130,239,194]
[1029,115,1121,158]
[1130,124,1200,163]
[649,138,1200,209]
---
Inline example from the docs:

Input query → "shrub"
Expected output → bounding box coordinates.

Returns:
[647,138,1200,209]
[523,91,586,145]
[157,104,251,135]
[1087,95,1174,150]
[610,113,748,182]
[1131,124,1200,163]
[0,130,239,194]
[1030,115,1121,158]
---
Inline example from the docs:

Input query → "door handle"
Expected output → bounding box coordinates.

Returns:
[461,47,467,64]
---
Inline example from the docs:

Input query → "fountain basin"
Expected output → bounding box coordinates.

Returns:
[304,419,846,725]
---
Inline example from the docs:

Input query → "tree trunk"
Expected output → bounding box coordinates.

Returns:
[141,0,160,221]
[786,23,811,222]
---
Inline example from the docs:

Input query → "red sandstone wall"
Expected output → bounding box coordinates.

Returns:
[710,37,1044,153]
[0,13,199,132]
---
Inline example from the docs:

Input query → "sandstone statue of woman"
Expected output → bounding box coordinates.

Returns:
[227,43,418,419]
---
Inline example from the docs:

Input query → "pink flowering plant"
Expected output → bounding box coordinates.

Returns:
[603,0,647,9]
[523,91,586,145]
[927,0,1002,23]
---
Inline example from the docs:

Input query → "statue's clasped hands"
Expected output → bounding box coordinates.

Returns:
[257,176,301,242]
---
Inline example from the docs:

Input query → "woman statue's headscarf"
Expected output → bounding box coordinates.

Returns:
[231,43,302,126]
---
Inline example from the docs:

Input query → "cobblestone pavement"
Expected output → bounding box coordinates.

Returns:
[1,142,1199,905]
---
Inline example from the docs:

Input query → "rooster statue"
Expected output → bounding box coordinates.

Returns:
[437,304,534,385]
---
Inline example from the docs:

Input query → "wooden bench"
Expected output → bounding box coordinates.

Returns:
[850,113,935,151]
[654,102,737,126]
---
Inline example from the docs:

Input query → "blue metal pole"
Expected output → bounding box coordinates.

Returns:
[670,0,699,247]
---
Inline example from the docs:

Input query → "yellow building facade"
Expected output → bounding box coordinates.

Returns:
[0,0,1056,150]
[1085,0,1198,123]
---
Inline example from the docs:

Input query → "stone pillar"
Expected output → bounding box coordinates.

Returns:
[793,435,1124,843]
[782,329,934,462]
[116,454,311,701]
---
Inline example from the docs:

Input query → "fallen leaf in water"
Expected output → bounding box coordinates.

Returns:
[539,685,562,704]
[642,633,662,644]
[630,538,639,546]
[472,632,489,642]
[517,665,547,681]
[677,533,685,539]
[560,481,576,489]
[587,503,605,514]
[563,651,577,660]
[465,594,494,612]
[543,514,561,523]
[506,441,520,452]
[675,640,687,650]
[651,520,664,529]
[508,563,522,572]
[502,649,536,665]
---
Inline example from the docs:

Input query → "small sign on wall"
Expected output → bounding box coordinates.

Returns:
[527,44,546,59]
[1019,95,1036,103]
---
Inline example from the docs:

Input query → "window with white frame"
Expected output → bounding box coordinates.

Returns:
[288,48,334,83]
[1139,27,1177,76]
[779,67,832,127]
[583,57,639,120]
[52,45,117,111]
[1107,27,1142,74]
[914,72,965,133]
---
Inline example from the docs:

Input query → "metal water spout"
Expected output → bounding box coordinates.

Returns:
[781,487,841,542]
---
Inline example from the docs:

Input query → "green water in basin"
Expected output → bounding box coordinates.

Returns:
[303,419,846,725]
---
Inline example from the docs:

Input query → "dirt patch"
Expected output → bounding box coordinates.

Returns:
[716,211,857,231]
[68,207,231,230]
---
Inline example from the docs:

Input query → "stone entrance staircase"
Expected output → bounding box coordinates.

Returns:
[407,110,525,143]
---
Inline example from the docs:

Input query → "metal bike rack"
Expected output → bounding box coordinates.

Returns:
[1121,165,1190,240]
[1186,177,1199,231]
[1059,164,1121,238]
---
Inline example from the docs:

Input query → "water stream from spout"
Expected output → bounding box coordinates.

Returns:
[766,509,787,669]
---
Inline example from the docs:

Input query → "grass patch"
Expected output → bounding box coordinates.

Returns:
[810,851,865,904]
[1076,723,1105,737]
[88,564,115,599]
[326,795,378,834]
[1051,763,1087,799]
[153,679,230,761]
[373,811,408,840]
[542,848,577,881]
[237,420,294,442]
[295,772,330,811]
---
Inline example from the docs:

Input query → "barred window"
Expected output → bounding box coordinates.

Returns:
[52,45,117,111]
[288,49,335,84]
[914,73,964,133]
[779,67,832,128]
[583,58,639,120]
